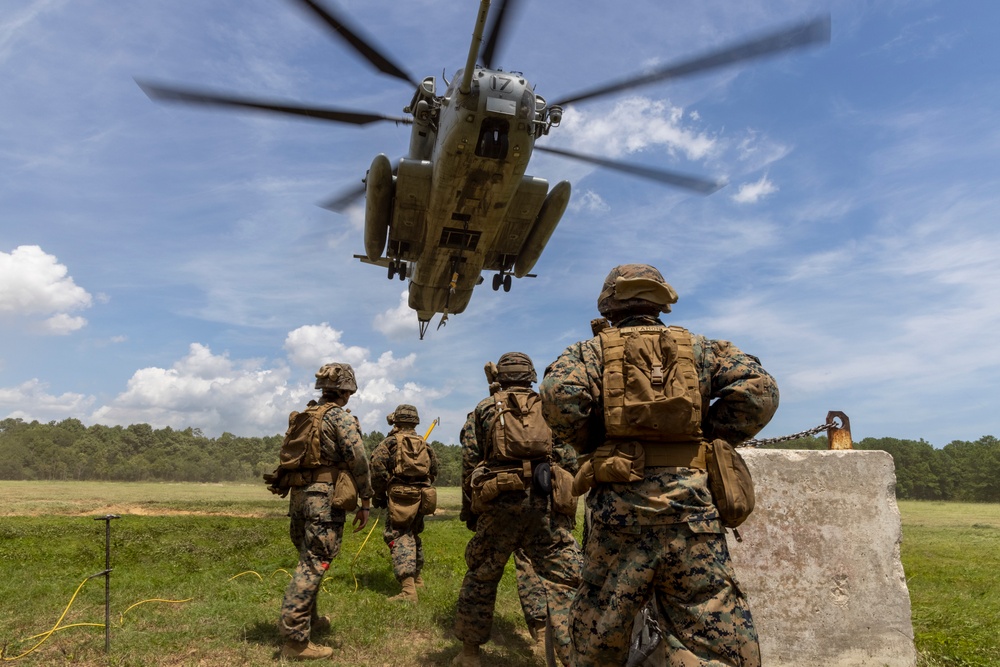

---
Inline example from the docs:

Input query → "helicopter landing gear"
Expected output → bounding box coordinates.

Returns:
[387,259,406,281]
[492,272,512,292]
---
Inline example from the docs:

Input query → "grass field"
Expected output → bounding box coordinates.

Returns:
[1,482,998,666]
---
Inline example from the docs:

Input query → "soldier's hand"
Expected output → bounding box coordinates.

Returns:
[465,515,478,531]
[352,506,371,532]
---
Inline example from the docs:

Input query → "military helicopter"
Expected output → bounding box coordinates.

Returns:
[139,0,829,339]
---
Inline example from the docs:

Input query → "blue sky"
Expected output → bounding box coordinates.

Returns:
[2,0,997,447]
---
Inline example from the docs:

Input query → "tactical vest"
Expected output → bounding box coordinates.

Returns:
[599,325,704,445]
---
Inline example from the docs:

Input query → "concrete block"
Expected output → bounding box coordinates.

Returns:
[727,449,916,667]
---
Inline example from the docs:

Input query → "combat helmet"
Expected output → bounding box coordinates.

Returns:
[496,352,537,385]
[314,363,358,394]
[390,404,420,426]
[597,263,678,321]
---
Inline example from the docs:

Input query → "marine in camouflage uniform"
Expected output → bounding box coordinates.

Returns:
[539,264,779,667]
[453,353,582,667]
[278,363,374,661]
[370,403,440,602]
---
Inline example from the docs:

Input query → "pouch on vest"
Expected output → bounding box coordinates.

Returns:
[592,442,646,484]
[488,389,552,462]
[388,483,422,527]
[278,402,338,471]
[394,433,432,480]
[600,326,702,442]
[419,486,437,516]
[330,470,359,511]
[705,439,755,529]
[551,464,579,516]
[471,469,524,513]
[572,459,596,497]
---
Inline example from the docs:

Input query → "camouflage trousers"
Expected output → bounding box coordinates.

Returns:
[279,485,346,643]
[571,521,760,667]
[513,548,547,633]
[454,498,581,666]
[383,514,426,582]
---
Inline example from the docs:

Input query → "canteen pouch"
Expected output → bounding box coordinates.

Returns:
[388,484,422,527]
[592,442,646,484]
[330,470,358,511]
[551,464,579,516]
[471,470,525,513]
[419,486,438,516]
[705,439,755,529]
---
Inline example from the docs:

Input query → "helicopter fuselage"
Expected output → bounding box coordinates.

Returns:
[361,65,570,333]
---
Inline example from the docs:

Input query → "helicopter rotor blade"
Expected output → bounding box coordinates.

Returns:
[535,145,725,195]
[552,15,830,107]
[137,80,412,126]
[291,0,419,87]
[480,0,521,69]
[320,157,401,212]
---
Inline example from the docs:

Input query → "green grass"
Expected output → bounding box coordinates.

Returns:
[1,484,997,666]
[898,501,1000,667]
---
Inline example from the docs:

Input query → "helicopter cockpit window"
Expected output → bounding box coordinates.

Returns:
[475,118,509,160]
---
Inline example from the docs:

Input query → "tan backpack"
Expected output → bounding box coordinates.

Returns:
[487,389,552,462]
[599,325,702,442]
[278,402,337,470]
[393,433,432,480]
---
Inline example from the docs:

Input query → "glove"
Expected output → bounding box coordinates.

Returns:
[465,515,478,531]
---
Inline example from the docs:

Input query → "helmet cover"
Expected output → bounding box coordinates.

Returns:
[597,264,678,319]
[314,363,358,394]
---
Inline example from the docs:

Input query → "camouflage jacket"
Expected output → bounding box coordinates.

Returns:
[459,389,579,519]
[315,402,374,501]
[539,315,778,527]
[370,427,440,507]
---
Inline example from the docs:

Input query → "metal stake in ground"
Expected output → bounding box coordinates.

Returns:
[92,514,120,653]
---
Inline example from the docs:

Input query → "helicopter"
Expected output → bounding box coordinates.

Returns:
[139,0,829,339]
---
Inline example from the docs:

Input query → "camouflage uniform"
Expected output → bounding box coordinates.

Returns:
[513,549,547,638]
[370,425,440,584]
[540,265,778,667]
[279,400,373,644]
[454,388,582,666]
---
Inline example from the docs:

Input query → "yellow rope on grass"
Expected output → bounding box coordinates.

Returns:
[350,510,381,592]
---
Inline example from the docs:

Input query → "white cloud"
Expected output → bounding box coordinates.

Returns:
[731,175,778,204]
[569,190,610,213]
[82,324,444,436]
[560,96,718,161]
[0,245,92,333]
[0,378,94,421]
[373,290,418,339]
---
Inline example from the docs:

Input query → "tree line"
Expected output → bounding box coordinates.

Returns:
[2,418,998,502]
[0,418,464,487]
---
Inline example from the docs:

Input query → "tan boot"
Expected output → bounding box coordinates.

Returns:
[280,639,334,661]
[451,642,481,667]
[414,574,425,588]
[388,576,418,603]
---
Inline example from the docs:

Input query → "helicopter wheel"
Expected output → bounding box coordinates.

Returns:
[492,273,502,291]
[387,262,396,280]
[502,274,512,292]
[397,261,406,281]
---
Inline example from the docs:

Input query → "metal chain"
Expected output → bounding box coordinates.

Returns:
[740,418,842,448]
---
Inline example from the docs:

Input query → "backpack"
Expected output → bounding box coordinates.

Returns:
[487,389,552,462]
[393,432,432,480]
[278,402,338,470]
[599,325,703,442]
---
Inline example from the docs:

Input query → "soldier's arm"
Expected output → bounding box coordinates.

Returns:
[369,439,393,506]
[540,340,602,456]
[428,443,440,482]
[459,411,480,521]
[701,338,780,444]
[332,411,374,500]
